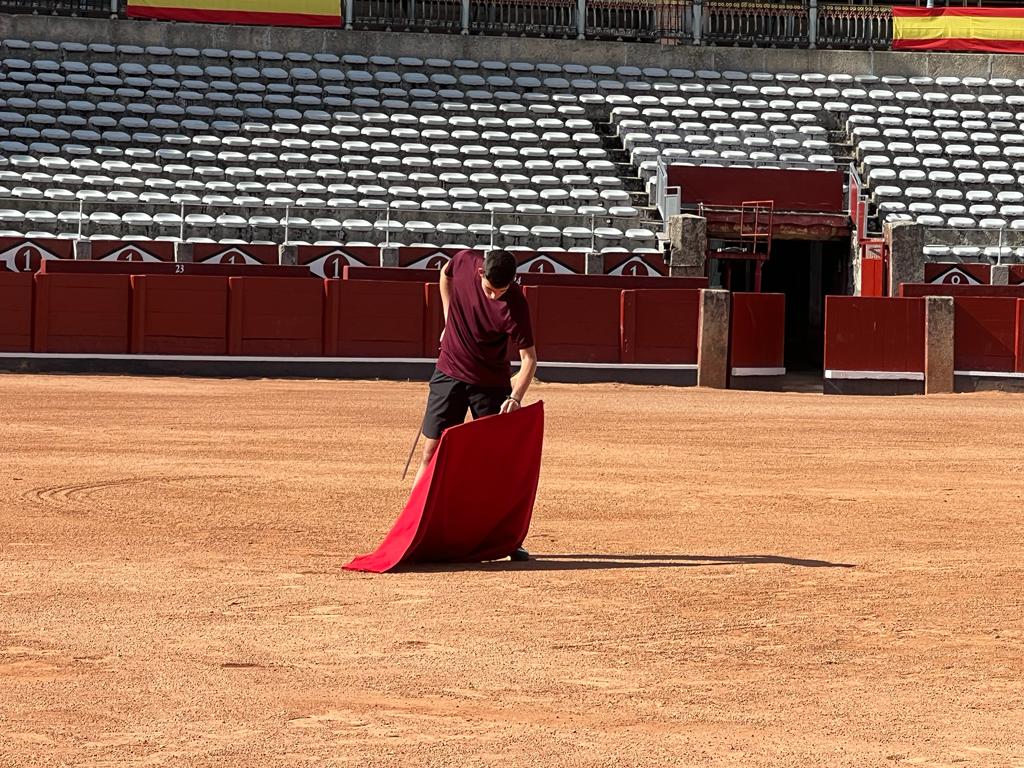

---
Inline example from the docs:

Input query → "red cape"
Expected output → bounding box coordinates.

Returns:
[344,401,545,573]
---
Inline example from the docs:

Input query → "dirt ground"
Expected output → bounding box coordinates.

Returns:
[1,374,1022,768]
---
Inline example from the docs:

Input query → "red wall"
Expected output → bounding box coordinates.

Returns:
[621,289,700,364]
[325,279,426,357]
[667,166,845,212]
[41,260,310,278]
[227,277,324,356]
[0,272,34,352]
[953,297,1018,372]
[731,293,786,370]
[131,275,229,355]
[1017,300,1024,373]
[522,286,622,363]
[824,296,925,373]
[34,274,133,354]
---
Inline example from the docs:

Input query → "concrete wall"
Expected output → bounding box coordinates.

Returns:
[4,12,1024,77]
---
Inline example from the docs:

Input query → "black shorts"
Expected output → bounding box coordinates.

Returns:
[421,368,511,440]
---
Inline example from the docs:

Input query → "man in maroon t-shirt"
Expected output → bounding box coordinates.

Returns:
[413,248,538,558]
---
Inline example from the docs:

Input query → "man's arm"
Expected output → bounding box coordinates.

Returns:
[439,268,451,324]
[501,345,537,414]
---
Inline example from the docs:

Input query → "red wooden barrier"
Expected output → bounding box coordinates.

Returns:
[40,260,310,278]
[298,244,381,277]
[344,266,437,283]
[325,279,426,357]
[0,237,73,272]
[131,275,229,355]
[924,263,990,285]
[227,277,324,356]
[0,272,34,352]
[824,296,925,373]
[518,272,706,290]
[194,243,278,265]
[953,297,1018,373]
[620,289,700,364]
[91,240,174,262]
[522,286,621,363]
[425,282,444,360]
[1016,300,1024,373]
[33,273,132,354]
[1011,266,1024,286]
[731,292,786,371]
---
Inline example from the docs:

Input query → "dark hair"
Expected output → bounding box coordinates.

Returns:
[483,249,517,289]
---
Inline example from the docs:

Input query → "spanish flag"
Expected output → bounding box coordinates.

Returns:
[127,0,341,27]
[894,7,1024,53]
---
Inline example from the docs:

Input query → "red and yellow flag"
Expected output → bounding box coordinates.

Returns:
[894,6,1024,53]
[127,0,341,28]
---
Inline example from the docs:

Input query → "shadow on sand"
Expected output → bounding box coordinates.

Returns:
[401,552,856,573]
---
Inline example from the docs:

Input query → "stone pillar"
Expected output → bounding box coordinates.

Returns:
[174,242,194,263]
[461,0,470,33]
[585,251,602,275]
[808,0,818,48]
[344,0,354,27]
[991,264,1010,285]
[380,245,399,267]
[667,214,707,278]
[73,240,92,261]
[279,244,298,266]
[883,221,925,296]
[925,296,955,395]
[692,0,703,44]
[577,0,586,39]
[697,289,730,389]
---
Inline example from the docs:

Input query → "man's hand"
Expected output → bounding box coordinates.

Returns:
[499,397,521,414]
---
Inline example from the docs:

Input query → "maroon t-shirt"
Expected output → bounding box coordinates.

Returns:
[436,250,534,387]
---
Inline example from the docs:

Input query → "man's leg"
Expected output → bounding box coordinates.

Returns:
[414,369,469,488]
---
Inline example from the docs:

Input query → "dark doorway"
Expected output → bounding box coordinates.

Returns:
[760,239,849,372]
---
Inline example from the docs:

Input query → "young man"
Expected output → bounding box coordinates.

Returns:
[414,248,538,560]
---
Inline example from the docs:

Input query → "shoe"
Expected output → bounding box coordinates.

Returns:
[509,546,530,562]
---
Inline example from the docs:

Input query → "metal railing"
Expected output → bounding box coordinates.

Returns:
[468,0,579,37]
[0,0,117,15]
[703,1,809,47]
[350,0,463,31]
[585,0,693,41]
[817,3,892,49]
[0,197,662,254]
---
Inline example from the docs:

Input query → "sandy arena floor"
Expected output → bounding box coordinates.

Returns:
[1,374,1022,767]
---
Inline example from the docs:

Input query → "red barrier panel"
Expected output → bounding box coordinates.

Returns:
[1017,300,1024,372]
[91,240,174,263]
[227,277,324,356]
[824,296,925,373]
[1012,266,1024,285]
[0,272,33,352]
[194,243,278,265]
[40,259,311,278]
[924,263,990,285]
[518,272,707,290]
[522,286,621,363]
[298,244,381,277]
[131,275,229,355]
[425,282,444,360]
[0,237,74,273]
[33,274,132,354]
[603,251,668,276]
[621,289,700,364]
[343,266,437,283]
[900,283,1024,298]
[731,293,786,370]
[325,279,426,357]
[953,297,1018,372]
